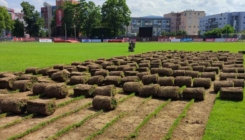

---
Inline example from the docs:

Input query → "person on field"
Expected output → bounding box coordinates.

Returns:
[128,40,135,52]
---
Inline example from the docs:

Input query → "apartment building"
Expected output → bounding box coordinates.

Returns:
[164,10,205,35]
[199,12,245,35]
[125,16,171,36]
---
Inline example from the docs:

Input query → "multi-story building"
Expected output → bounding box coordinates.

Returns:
[125,16,171,36]
[199,12,245,35]
[56,0,78,7]
[164,10,205,35]
[1,8,15,37]
[41,2,55,37]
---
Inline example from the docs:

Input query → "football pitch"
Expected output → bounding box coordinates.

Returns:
[0,42,244,139]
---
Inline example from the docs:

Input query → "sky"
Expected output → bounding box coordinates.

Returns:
[1,0,245,17]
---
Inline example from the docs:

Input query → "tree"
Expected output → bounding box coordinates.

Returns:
[62,0,87,37]
[21,2,44,37]
[82,1,101,37]
[101,0,131,37]
[12,19,24,37]
[0,6,14,35]
[222,25,235,34]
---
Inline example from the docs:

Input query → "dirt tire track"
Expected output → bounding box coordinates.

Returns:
[95,99,164,140]
[136,100,188,140]
[0,98,92,139]
[59,96,147,140]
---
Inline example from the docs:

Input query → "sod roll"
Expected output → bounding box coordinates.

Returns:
[0,77,16,89]
[222,68,237,73]
[220,87,243,101]
[17,74,38,83]
[124,71,139,76]
[53,64,64,70]
[137,72,150,80]
[109,71,125,77]
[185,71,199,78]
[219,72,237,80]
[73,84,96,97]
[192,66,205,72]
[142,74,159,85]
[205,67,220,74]
[157,86,181,100]
[123,82,143,94]
[200,72,216,81]
[139,84,160,97]
[26,99,56,116]
[32,83,49,95]
[94,70,109,77]
[47,69,60,77]
[13,80,33,92]
[51,71,69,82]
[183,87,205,101]
[70,76,88,85]
[237,67,245,73]
[94,85,116,97]
[174,76,192,87]
[213,81,234,93]
[136,67,150,72]
[106,66,118,71]
[121,76,139,86]
[37,68,49,76]
[158,77,175,86]
[92,95,117,111]
[193,78,212,89]
[76,65,89,72]
[237,73,245,79]
[44,84,68,99]
[104,76,121,86]
[173,70,185,77]
[25,67,38,75]
[157,68,173,76]
[87,76,104,86]
[227,79,244,87]
[0,98,27,114]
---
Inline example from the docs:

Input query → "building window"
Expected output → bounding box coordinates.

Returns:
[194,26,195,28]
[198,13,200,15]
[219,18,222,20]
[189,26,191,28]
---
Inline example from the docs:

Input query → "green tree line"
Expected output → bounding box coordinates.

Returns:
[51,0,131,38]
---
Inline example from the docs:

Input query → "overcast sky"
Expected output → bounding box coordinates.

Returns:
[1,0,245,16]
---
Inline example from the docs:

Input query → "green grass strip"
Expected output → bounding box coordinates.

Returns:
[163,99,195,140]
[7,102,92,140]
[57,96,85,108]
[0,112,11,118]
[85,113,126,140]
[117,93,135,104]
[129,99,171,138]
[0,114,35,129]
[47,110,103,140]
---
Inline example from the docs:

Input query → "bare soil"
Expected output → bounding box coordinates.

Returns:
[0,98,92,139]
[136,100,188,140]
[20,93,128,140]
[95,99,164,140]
[59,96,147,140]
[170,78,218,140]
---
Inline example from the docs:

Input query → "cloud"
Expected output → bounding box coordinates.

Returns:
[5,0,245,16]
[0,0,8,7]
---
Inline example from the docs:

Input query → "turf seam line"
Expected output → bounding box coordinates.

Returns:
[128,99,171,139]
[163,99,195,140]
